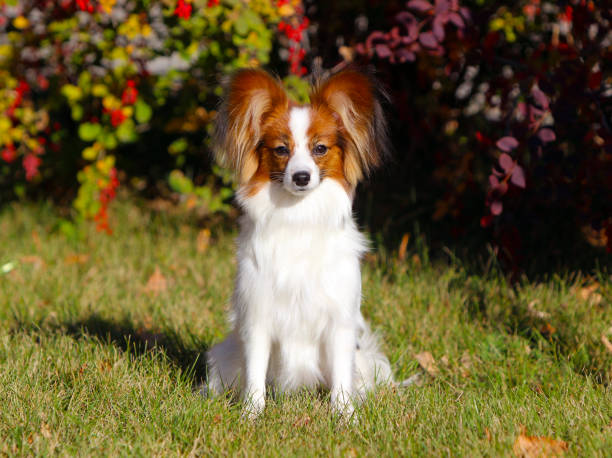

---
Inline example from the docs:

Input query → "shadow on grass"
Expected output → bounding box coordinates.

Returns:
[14,314,210,384]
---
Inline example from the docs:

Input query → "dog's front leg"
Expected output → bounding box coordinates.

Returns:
[328,326,356,418]
[241,327,271,419]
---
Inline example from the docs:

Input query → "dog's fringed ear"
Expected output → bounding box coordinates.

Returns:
[310,70,390,187]
[214,69,287,184]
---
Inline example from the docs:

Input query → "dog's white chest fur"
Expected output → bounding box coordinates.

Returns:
[207,179,392,414]
[232,180,366,388]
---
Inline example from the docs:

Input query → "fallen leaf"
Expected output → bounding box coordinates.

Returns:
[20,255,45,270]
[577,282,603,305]
[99,360,112,372]
[527,300,550,319]
[398,233,410,261]
[485,427,492,442]
[40,422,52,439]
[513,427,568,457]
[540,323,556,337]
[292,414,311,428]
[440,355,449,367]
[415,351,439,376]
[64,253,90,265]
[144,266,167,294]
[141,314,154,330]
[601,335,612,354]
[31,230,42,250]
[197,228,211,254]
[460,352,472,377]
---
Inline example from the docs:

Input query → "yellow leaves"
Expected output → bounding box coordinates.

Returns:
[415,351,439,377]
[121,106,133,118]
[513,426,568,457]
[490,9,525,42]
[118,14,151,39]
[0,44,13,62]
[61,84,83,102]
[95,155,115,174]
[144,266,168,295]
[0,116,11,133]
[82,142,103,161]
[13,16,29,29]
[102,95,121,111]
[278,3,294,16]
[164,107,211,133]
[99,0,116,14]
[92,84,109,97]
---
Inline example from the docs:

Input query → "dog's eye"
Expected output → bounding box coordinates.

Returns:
[313,144,328,156]
[274,146,290,156]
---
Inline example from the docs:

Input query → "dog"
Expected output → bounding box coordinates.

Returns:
[206,68,393,419]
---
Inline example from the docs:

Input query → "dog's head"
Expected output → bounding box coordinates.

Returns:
[214,69,389,197]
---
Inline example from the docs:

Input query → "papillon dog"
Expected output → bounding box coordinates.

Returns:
[206,68,393,418]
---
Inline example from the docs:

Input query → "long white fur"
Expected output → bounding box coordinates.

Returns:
[207,102,393,419]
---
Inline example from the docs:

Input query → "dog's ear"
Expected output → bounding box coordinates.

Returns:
[310,70,389,187]
[214,69,288,184]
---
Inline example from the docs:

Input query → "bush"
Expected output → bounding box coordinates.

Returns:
[0,0,309,232]
[327,0,611,270]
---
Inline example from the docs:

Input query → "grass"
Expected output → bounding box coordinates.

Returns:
[0,199,611,456]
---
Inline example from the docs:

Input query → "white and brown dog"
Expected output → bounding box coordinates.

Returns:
[207,69,393,418]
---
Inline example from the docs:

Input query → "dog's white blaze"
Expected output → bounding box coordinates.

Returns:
[284,107,319,193]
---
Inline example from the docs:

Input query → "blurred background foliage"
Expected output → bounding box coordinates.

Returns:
[0,0,610,274]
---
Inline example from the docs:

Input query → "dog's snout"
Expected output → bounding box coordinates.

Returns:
[292,171,310,187]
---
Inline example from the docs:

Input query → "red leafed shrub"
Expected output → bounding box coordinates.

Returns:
[320,0,611,270]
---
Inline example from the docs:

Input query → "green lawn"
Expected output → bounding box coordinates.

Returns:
[1,200,611,456]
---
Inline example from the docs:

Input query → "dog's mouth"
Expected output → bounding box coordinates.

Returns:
[285,184,313,196]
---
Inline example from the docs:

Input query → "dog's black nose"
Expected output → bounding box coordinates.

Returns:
[292,171,310,187]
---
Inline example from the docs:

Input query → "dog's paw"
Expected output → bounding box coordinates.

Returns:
[241,396,265,421]
[331,397,357,424]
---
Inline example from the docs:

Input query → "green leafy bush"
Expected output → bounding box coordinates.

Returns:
[0,0,309,231]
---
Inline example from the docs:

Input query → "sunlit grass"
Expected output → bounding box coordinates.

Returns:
[1,199,610,456]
